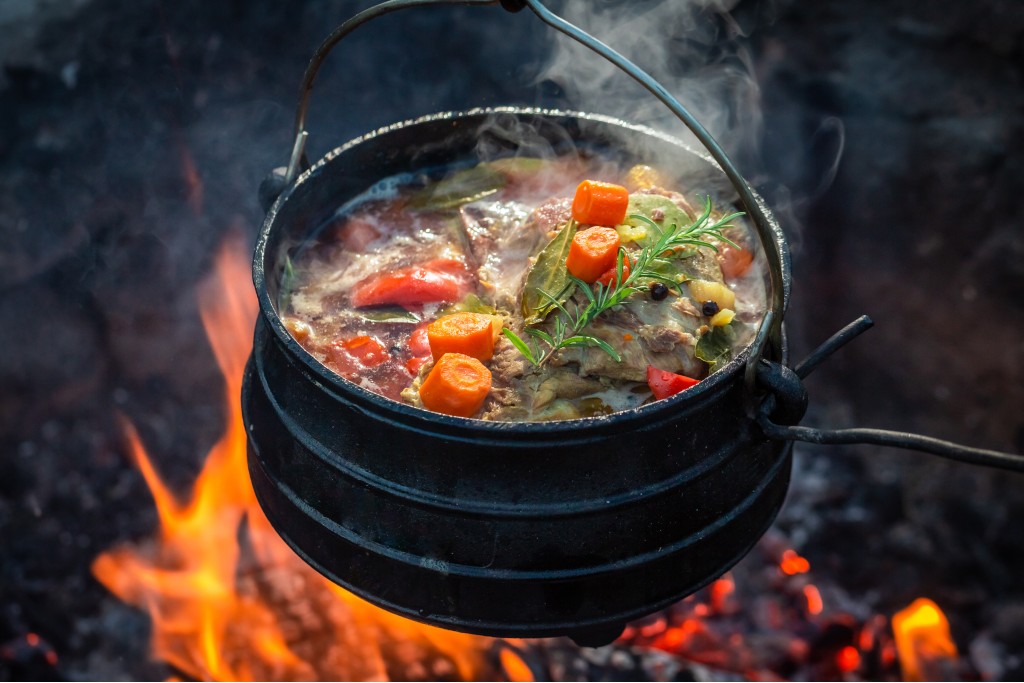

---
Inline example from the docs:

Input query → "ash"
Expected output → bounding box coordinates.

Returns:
[1,0,1022,681]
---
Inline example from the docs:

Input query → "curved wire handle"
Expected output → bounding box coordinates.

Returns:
[284,0,786,396]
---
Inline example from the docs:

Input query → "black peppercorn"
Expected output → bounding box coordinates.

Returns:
[701,300,720,317]
[649,283,669,301]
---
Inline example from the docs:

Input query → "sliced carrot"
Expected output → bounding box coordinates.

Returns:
[571,180,629,226]
[419,353,492,418]
[566,227,621,283]
[595,254,631,288]
[427,312,495,362]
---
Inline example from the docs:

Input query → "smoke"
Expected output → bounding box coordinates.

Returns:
[534,0,763,165]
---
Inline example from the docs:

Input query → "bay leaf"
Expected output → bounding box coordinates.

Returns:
[407,166,506,212]
[625,195,694,241]
[521,221,577,325]
[695,322,739,371]
[487,157,548,180]
[357,307,421,323]
[439,293,497,316]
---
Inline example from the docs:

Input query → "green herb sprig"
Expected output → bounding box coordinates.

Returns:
[504,196,743,367]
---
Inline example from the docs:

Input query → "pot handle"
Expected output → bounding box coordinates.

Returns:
[277,0,787,400]
[755,315,1024,472]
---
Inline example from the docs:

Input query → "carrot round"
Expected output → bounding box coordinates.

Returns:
[566,227,621,283]
[419,353,492,418]
[571,180,629,226]
[427,312,495,362]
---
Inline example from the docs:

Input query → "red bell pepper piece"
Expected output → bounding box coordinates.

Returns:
[328,335,390,370]
[404,324,432,375]
[350,261,470,308]
[646,365,700,400]
[717,244,754,279]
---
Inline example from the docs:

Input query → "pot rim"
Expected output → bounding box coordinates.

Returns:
[254,106,791,434]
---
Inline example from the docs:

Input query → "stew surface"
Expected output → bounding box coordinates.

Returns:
[278,154,766,421]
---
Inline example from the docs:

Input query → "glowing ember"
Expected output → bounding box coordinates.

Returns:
[892,598,958,682]
[803,584,824,616]
[92,234,492,681]
[836,644,861,673]
[779,549,810,575]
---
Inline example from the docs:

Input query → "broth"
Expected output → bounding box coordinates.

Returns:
[278,153,766,421]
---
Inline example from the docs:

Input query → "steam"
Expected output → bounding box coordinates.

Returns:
[534,0,762,164]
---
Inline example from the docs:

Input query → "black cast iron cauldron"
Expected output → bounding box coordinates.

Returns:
[243,0,796,647]
[245,0,1024,648]
[243,107,792,645]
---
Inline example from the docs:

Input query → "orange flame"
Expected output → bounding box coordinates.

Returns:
[497,645,535,683]
[92,233,491,680]
[892,598,958,682]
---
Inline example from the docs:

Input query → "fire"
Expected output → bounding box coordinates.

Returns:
[92,233,491,681]
[892,598,958,682]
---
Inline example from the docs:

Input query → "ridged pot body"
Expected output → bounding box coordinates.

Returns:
[244,109,792,639]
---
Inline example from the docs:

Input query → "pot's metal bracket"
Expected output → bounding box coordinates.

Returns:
[755,315,1024,473]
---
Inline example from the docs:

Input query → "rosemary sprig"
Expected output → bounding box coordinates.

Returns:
[504,196,743,367]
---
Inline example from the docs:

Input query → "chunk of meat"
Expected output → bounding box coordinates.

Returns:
[459,202,542,310]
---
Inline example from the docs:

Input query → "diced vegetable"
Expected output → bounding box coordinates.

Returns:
[616,222,648,244]
[596,254,631,288]
[571,180,629,227]
[409,325,431,356]
[419,353,493,418]
[646,365,699,400]
[623,164,665,192]
[338,336,390,367]
[283,317,313,344]
[566,227,621,283]
[687,279,736,311]
[427,312,496,362]
[404,324,432,375]
[351,263,469,308]
[405,357,428,375]
[717,244,754,279]
[709,308,735,327]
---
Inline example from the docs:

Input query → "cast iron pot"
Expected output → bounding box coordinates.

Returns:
[243,108,794,644]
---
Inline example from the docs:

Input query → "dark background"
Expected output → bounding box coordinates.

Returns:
[1,0,1022,678]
